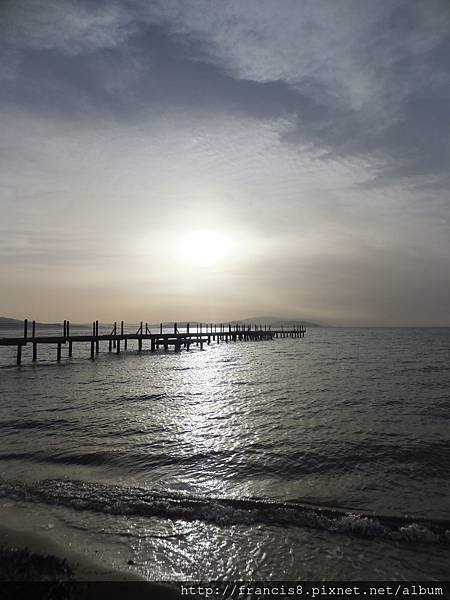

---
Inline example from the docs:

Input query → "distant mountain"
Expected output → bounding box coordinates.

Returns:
[0,317,23,326]
[232,316,323,328]
[0,316,63,328]
[151,316,323,328]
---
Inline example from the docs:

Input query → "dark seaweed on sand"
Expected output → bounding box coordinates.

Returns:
[0,546,72,581]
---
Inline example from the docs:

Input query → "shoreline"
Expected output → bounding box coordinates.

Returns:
[0,523,144,581]
[0,524,181,597]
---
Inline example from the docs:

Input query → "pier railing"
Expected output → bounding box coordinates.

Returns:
[0,320,306,365]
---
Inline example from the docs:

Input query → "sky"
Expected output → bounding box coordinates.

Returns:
[1,0,449,325]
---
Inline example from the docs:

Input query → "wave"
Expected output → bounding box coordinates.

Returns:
[0,440,449,478]
[0,418,75,431]
[0,478,448,545]
[118,393,167,402]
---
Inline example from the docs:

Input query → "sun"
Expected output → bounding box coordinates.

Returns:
[175,230,234,266]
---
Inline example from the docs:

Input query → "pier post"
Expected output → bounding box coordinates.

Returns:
[160,323,163,335]
[187,322,190,334]
[117,339,121,354]
[113,322,117,349]
[151,338,155,352]
[95,320,99,354]
[67,320,70,338]
[57,343,62,362]
[90,341,95,360]
[63,320,67,338]
[138,321,142,351]
[68,341,72,357]
[17,345,22,365]
[32,321,37,361]
[23,319,28,340]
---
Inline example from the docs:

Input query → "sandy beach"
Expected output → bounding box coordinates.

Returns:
[0,524,182,597]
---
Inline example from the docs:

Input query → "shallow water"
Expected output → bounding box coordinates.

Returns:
[0,326,449,578]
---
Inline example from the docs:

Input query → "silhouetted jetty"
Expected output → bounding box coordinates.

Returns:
[0,320,306,365]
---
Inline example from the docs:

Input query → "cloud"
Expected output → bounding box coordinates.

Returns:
[0,0,135,82]
[1,0,449,323]
[133,0,450,187]
[1,0,133,55]
[3,0,449,190]
[4,1,449,117]
[137,0,450,118]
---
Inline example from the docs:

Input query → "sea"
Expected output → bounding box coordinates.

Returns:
[0,325,449,580]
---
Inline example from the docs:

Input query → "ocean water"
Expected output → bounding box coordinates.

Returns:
[0,326,449,580]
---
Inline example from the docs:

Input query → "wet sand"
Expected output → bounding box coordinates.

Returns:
[0,524,182,597]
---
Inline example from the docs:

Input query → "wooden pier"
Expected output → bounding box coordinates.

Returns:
[0,320,306,365]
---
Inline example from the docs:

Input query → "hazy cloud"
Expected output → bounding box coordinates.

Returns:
[1,0,449,324]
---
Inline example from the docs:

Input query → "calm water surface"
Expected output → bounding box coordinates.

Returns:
[0,327,449,579]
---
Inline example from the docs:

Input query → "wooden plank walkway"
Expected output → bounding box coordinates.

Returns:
[0,320,306,365]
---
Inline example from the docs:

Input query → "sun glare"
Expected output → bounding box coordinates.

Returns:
[176,230,234,266]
